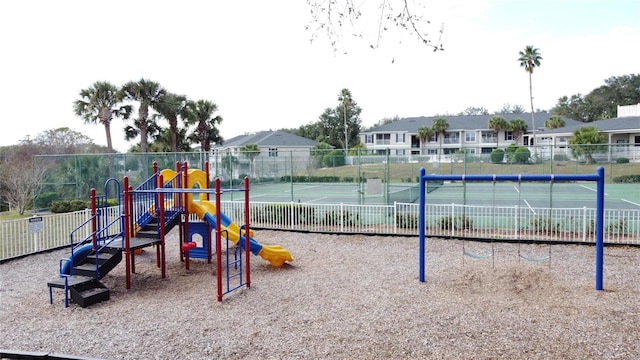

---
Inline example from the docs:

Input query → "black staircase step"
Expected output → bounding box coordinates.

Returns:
[47,275,94,289]
[70,280,110,308]
[83,251,118,265]
[136,230,160,238]
[73,263,101,277]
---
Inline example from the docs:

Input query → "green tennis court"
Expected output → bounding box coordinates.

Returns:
[215,181,639,210]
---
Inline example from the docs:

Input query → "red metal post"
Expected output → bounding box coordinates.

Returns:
[216,178,223,301]
[205,161,212,264]
[174,162,184,262]
[244,177,251,288]
[90,188,97,251]
[123,177,131,290]
[182,162,190,263]
[158,173,166,279]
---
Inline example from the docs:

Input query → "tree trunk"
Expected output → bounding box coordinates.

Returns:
[529,71,536,149]
[139,104,149,153]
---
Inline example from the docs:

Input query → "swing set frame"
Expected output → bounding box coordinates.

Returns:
[418,167,606,290]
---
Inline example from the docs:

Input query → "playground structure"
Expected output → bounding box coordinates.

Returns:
[47,161,293,307]
[418,166,607,290]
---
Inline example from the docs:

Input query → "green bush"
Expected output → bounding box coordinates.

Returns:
[615,157,630,164]
[438,215,473,230]
[35,191,60,209]
[514,147,531,164]
[612,174,640,183]
[553,154,569,161]
[323,151,345,167]
[490,148,505,164]
[396,212,418,228]
[50,200,90,213]
[505,143,518,163]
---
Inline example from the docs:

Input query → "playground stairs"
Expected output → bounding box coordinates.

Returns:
[47,247,122,308]
[136,210,181,239]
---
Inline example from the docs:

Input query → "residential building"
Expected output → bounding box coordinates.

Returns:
[211,130,318,180]
[360,112,581,158]
[360,111,640,162]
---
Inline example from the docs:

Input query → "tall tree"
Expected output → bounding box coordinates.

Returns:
[458,106,489,116]
[32,127,99,154]
[488,116,509,148]
[73,81,131,153]
[508,119,528,144]
[544,115,566,129]
[518,45,542,146]
[496,103,525,114]
[0,144,53,214]
[338,88,353,154]
[552,74,640,121]
[431,117,449,161]
[184,99,223,152]
[568,126,607,164]
[240,144,260,177]
[149,126,192,152]
[416,126,433,155]
[155,93,188,152]
[314,90,362,149]
[121,78,167,153]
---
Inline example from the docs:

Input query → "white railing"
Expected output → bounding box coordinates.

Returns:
[0,207,122,261]
[2,202,639,261]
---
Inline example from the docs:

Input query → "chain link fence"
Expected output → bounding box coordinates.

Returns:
[31,144,639,209]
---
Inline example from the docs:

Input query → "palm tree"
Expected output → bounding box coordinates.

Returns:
[417,126,433,155]
[488,116,508,148]
[155,93,187,152]
[73,81,131,153]
[338,88,352,155]
[240,144,260,177]
[184,99,223,152]
[518,45,542,148]
[121,78,167,153]
[508,119,528,144]
[149,126,192,152]
[545,115,566,129]
[431,117,449,162]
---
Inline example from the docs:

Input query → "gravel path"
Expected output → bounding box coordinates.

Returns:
[1,230,639,359]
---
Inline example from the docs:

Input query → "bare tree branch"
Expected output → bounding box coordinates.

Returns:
[306,0,444,53]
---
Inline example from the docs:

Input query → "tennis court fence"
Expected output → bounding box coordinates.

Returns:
[2,201,638,261]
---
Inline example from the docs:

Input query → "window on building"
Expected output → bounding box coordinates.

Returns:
[376,133,391,145]
[505,131,514,141]
[481,147,493,154]
[365,134,373,144]
[268,148,278,157]
[396,149,405,155]
[396,133,405,143]
[427,148,438,155]
[481,131,497,143]
[444,133,460,144]
[465,132,476,142]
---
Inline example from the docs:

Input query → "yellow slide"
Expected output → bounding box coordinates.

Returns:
[160,168,293,266]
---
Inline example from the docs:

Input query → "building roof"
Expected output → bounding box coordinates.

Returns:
[220,130,318,148]
[542,116,640,135]
[363,112,583,133]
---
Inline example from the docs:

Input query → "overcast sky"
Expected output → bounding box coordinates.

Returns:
[1,0,638,152]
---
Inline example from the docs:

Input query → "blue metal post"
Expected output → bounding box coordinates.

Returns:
[418,168,426,282]
[595,166,605,290]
